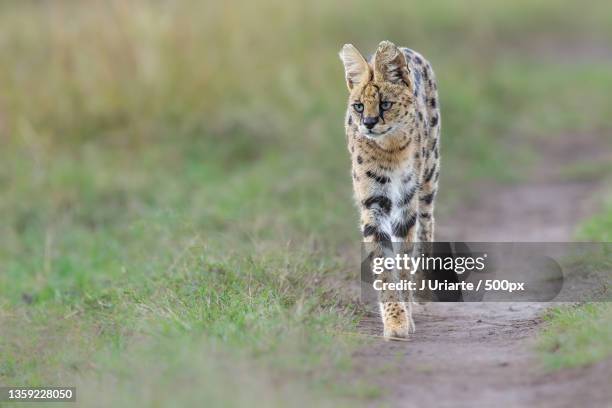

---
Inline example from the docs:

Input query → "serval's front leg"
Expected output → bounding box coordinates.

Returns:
[391,176,421,334]
[362,201,413,339]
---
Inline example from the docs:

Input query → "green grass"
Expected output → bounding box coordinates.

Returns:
[538,303,612,370]
[579,198,612,241]
[538,188,612,370]
[1,0,612,405]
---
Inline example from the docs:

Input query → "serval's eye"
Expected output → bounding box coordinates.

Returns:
[380,101,393,111]
[353,103,364,113]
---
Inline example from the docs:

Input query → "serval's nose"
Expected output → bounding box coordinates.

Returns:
[363,116,379,129]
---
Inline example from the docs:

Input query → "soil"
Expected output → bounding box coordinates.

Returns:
[353,134,612,408]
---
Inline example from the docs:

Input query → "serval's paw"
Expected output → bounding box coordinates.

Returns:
[382,303,414,340]
[383,321,410,340]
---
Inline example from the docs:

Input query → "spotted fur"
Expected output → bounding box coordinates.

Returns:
[340,41,441,339]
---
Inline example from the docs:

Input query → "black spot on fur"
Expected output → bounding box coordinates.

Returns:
[415,56,422,65]
[430,97,437,108]
[398,185,418,206]
[392,213,417,237]
[362,224,377,237]
[363,224,392,247]
[366,170,390,184]
[363,195,392,214]
[430,115,438,127]
[424,166,436,183]
[357,155,363,164]
[418,111,423,122]
[397,140,411,151]
[419,212,431,219]
[420,192,436,205]
[375,230,392,244]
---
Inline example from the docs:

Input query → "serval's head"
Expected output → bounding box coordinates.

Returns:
[339,41,413,139]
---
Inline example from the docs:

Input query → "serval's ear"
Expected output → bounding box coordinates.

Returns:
[339,44,370,90]
[373,41,410,87]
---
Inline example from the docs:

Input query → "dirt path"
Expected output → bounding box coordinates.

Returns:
[354,135,612,408]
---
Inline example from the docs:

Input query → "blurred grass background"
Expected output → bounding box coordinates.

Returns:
[1,0,611,406]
